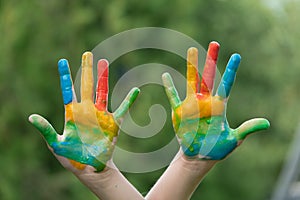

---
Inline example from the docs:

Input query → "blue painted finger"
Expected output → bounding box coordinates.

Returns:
[217,53,241,98]
[58,59,74,104]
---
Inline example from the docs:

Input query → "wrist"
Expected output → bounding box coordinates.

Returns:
[73,160,144,200]
[74,159,116,181]
[174,149,217,175]
[54,152,113,176]
[146,150,217,200]
[72,160,122,198]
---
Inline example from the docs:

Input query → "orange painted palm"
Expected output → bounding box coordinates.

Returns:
[29,52,139,171]
[163,42,270,159]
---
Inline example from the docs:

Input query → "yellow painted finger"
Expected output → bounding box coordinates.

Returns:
[81,52,94,102]
[186,47,199,96]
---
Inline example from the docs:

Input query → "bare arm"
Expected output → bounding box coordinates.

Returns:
[73,160,144,200]
[146,150,216,200]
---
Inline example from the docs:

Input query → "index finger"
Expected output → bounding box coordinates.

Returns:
[58,59,75,105]
[186,47,200,96]
[216,53,241,99]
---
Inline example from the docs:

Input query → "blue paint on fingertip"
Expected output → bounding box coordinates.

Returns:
[58,59,70,75]
[228,53,241,71]
[217,53,241,98]
[58,59,73,104]
[224,53,241,85]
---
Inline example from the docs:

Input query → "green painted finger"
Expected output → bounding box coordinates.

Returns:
[29,114,58,144]
[162,72,181,109]
[113,87,140,121]
[234,118,270,140]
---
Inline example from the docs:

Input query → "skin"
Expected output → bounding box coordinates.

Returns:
[162,41,270,160]
[29,52,140,172]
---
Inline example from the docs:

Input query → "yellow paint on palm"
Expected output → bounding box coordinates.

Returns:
[96,111,119,141]
[172,95,225,132]
[73,100,99,126]
[72,100,118,142]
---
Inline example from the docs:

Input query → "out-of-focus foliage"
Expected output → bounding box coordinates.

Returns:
[0,0,299,199]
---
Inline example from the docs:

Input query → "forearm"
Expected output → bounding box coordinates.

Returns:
[146,150,217,200]
[74,161,144,200]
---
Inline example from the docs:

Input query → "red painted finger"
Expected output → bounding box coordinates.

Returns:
[95,59,109,111]
[200,41,220,95]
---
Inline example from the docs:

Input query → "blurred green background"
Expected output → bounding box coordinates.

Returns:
[1,0,300,199]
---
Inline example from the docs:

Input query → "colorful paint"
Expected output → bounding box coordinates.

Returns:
[29,52,139,171]
[163,42,270,159]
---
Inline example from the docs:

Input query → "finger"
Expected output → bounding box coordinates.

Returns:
[95,59,109,111]
[162,72,181,109]
[186,47,200,96]
[234,118,270,140]
[58,59,75,105]
[81,52,94,102]
[200,41,220,95]
[216,53,241,99]
[28,114,58,145]
[113,87,140,121]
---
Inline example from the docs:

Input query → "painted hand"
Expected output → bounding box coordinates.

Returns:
[29,52,139,171]
[163,42,270,160]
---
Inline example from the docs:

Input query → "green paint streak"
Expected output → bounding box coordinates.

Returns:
[235,118,270,140]
[114,87,140,120]
[172,111,182,132]
[162,73,181,109]
[31,116,115,172]
[173,114,270,159]
[30,114,58,144]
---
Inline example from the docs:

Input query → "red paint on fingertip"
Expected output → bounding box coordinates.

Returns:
[208,41,220,61]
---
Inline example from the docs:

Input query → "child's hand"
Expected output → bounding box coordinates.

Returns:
[29,52,139,172]
[163,42,270,160]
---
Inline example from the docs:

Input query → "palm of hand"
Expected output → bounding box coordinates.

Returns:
[173,95,237,159]
[52,102,118,170]
[30,52,139,171]
[163,42,269,160]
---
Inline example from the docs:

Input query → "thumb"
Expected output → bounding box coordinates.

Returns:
[235,118,270,140]
[28,114,58,145]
